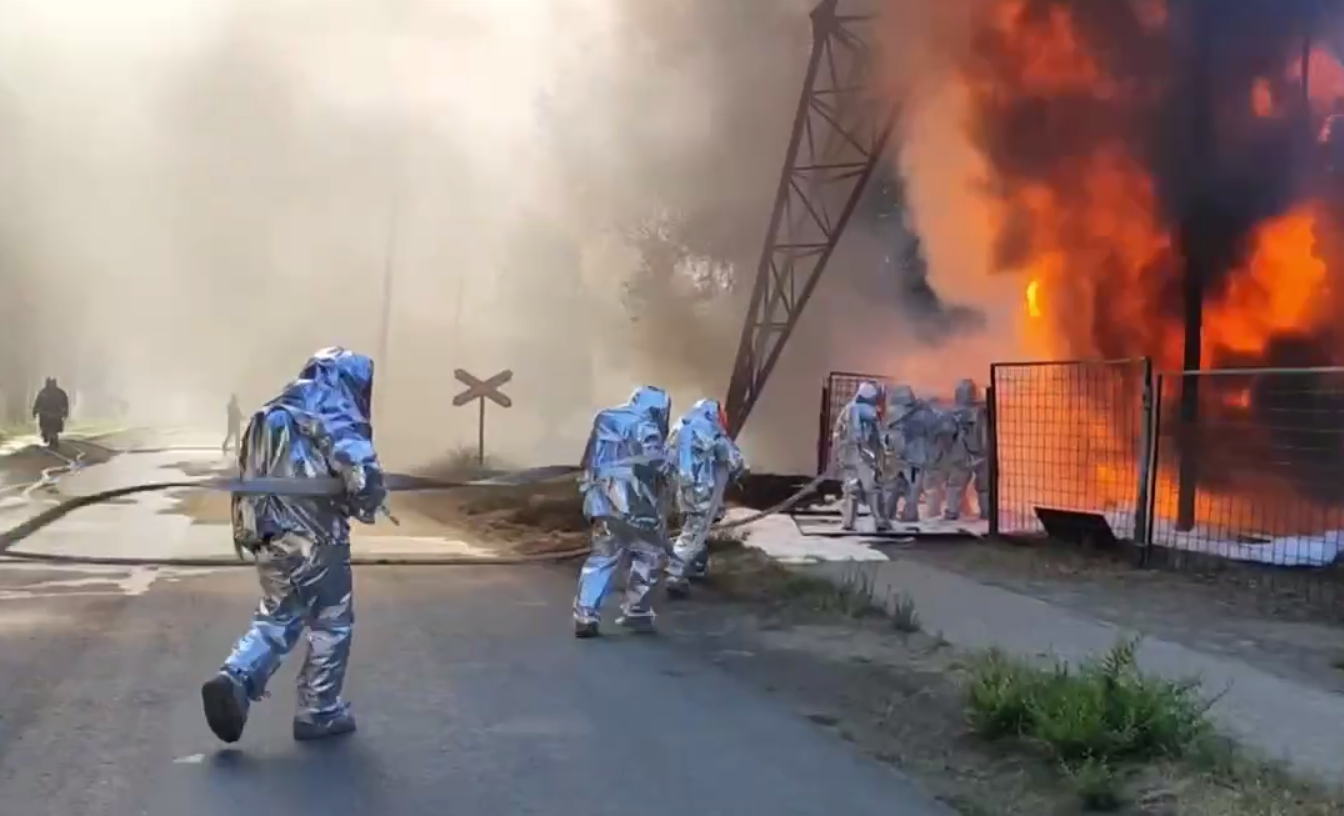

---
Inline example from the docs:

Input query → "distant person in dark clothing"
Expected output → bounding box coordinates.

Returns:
[223,394,243,455]
[32,378,70,449]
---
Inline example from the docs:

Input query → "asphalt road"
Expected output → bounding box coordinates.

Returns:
[0,561,953,816]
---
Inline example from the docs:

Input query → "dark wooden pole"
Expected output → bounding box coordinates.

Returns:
[1176,0,1213,531]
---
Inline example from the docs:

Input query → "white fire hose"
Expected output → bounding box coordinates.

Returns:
[0,444,835,568]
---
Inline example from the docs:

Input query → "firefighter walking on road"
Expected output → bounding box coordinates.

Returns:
[664,398,746,598]
[32,377,70,450]
[222,393,243,455]
[203,347,386,744]
[572,385,674,638]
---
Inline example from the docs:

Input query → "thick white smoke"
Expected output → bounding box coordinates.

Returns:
[0,0,966,474]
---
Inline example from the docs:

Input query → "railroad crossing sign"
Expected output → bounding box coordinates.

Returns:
[453,369,513,408]
[453,368,513,465]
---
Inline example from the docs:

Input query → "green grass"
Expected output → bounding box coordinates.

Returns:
[890,591,921,633]
[711,552,923,626]
[715,556,887,619]
[966,637,1215,810]
[1065,759,1125,812]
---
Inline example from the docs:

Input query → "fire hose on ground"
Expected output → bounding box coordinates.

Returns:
[0,445,836,569]
[0,440,89,503]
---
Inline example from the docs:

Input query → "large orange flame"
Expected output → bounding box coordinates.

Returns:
[984,5,1340,370]
[915,0,1344,528]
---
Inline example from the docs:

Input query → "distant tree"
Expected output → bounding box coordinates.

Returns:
[620,209,736,324]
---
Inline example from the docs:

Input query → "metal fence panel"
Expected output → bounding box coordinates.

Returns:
[1146,368,1344,574]
[817,371,895,474]
[991,359,1153,538]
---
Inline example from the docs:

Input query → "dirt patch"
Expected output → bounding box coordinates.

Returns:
[386,450,589,556]
[658,547,1342,816]
[152,451,587,552]
[407,481,589,556]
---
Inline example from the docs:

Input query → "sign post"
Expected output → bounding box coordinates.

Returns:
[452,368,513,466]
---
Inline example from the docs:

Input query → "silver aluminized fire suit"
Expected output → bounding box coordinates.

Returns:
[921,398,958,519]
[941,378,990,521]
[832,381,891,532]
[572,386,673,636]
[881,384,936,523]
[665,398,746,594]
[201,347,386,744]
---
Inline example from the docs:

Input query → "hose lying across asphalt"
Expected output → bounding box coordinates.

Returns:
[0,441,835,569]
[0,441,88,502]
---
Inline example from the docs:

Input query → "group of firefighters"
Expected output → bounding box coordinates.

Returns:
[200,350,750,745]
[180,348,990,748]
[832,378,990,533]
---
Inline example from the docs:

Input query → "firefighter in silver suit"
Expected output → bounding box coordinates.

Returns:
[201,347,387,744]
[882,384,935,523]
[942,378,990,521]
[832,381,891,532]
[573,386,673,638]
[665,398,746,598]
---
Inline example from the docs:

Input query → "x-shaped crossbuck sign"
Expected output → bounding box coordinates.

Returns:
[453,369,513,408]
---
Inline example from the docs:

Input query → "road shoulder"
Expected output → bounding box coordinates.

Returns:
[657,543,1344,815]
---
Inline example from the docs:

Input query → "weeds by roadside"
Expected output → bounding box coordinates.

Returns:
[710,549,922,629]
[966,637,1213,810]
[691,548,1344,816]
[963,637,1343,813]
[709,549,891,620]
[435,445,506,481]
[890,591,921,633]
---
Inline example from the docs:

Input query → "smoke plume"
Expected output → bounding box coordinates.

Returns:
[878,0,1344,366]
[876,0,1344,508]
[0,0,834,469]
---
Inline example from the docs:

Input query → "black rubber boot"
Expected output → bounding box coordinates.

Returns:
[616,615,657,635]
[201,672,251,744]
[665,578,690,600]
[293,707,357,742]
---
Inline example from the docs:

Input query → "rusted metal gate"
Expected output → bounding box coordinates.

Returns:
[989,358,1154,540]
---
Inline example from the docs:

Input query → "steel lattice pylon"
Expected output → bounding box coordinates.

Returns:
[724,0,894,438]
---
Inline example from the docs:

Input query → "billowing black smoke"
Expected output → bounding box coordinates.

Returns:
[860,166,987,344]
[966,0,1344,511]
[968,0,1331,366]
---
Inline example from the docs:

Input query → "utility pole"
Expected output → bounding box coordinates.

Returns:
[1176,0,1214,531]
[377,0,405,380]
[378,137,404,380]
[378,187,399,372]
[452,271,465,349]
